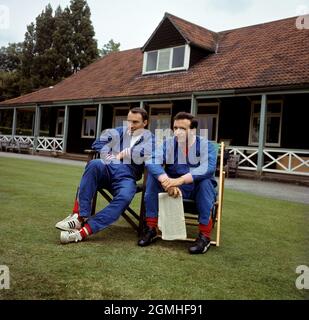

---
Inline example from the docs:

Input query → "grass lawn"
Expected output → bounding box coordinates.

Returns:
[0,157,308,300]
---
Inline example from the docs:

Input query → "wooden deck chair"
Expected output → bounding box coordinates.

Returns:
[183,142,225,246]
[140,142,225,246]
[84,150,146,235]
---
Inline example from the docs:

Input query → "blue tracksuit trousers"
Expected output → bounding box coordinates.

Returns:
[144,173,217,225]
[78,159,137,233]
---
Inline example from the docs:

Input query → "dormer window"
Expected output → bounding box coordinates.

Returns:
[143,45,190,74]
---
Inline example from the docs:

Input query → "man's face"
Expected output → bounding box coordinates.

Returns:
[127,111,147,135]
[173,119,192,142]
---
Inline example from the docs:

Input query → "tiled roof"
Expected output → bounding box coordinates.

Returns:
[165,13,218,52]
[1,15,309,107]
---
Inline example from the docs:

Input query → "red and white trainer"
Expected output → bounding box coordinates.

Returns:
[55,213,82,231]
[60,230,83,244]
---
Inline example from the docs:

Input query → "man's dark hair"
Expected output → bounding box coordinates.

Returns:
[173,112,198,129]
[129,108,148,121]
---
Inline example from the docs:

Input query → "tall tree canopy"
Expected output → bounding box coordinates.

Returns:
[0,0,110,101]
[69,0,99,73]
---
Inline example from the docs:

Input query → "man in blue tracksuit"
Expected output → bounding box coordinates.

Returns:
[56,108,152,244]
[139,112,218,254]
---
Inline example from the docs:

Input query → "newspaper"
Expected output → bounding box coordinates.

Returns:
[158,193,187,240]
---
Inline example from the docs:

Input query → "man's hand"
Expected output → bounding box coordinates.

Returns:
[167,187,182,198]
[116,148,131,160]
[161,177,185,190]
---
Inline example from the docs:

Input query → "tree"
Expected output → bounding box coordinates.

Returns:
[32,4,58,88]
[20,22,38,93]
[35,4,55,55]
[69,0,98,73]
[53,6,73,79]
[0,42,23,99]
[1,0,100,99]
[100,39,121,57]
[0,43,23,72]
[0,71,21,101]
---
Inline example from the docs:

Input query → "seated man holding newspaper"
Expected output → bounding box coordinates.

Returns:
[139,112,217,254]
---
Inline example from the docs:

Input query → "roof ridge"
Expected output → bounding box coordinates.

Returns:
[218,15,298,34]
[165,12,217,35]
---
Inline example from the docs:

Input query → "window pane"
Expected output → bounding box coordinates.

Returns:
[83,117,96,137]
[158,49,170,71]
[267,116,280,144]
[146,51,158,72]
[197,115,217,140]
[172,46,185,68]
[89,118,96,136]
[150,116,171,133]
[251,116,260,143]
[114,116,128,128]
[83,119,87,136]
[56,118,64,136]
[88,118,96,136]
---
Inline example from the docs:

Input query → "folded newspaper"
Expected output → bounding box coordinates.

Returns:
[158,193,187,240]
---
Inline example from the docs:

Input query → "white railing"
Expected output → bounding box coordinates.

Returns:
[36,137,64,152]
[227,146,258,171]
[0,135,64,152]
[13,135,35,145]
[227,146,309,176]
[0,135,13,143]
[0,135,35,145]
[262,148,309,176]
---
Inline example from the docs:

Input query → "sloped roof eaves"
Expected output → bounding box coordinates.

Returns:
[1,16,309,108]
[166,13,218,52]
